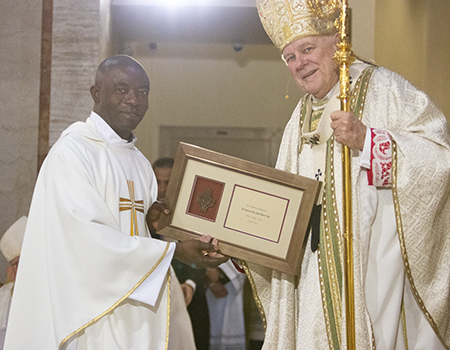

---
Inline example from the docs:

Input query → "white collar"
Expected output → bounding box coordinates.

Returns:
[88,111,137,148]
[311,85,336,110]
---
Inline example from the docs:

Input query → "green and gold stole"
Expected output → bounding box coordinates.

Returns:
[300,66,375,350]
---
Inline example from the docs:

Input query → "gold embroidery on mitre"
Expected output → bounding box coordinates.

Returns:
[282,24,294,41]
[257,0,340,51]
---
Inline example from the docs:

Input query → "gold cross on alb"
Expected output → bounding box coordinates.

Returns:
[119,180,144,236]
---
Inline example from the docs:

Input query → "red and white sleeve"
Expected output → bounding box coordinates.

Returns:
[366,128,393,187]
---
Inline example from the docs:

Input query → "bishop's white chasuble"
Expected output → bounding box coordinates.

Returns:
[246,63,450,350]
[4,112,175,350]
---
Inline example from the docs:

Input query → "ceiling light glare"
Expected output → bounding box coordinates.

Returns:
[164,0,211,7]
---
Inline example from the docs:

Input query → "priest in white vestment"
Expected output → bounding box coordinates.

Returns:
[244,1,450,349]
[4,55,227,350]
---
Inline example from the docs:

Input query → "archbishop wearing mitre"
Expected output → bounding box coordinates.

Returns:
[245,0,450,349]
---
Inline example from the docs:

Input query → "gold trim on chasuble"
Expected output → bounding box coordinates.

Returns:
[165,271,171,350]
[59,242,171,349]
[120,180,145,236]
[392,142,449,350]
[400,298,409,350]
[241,261,268,331]
[318,138,343,350]
[315,66,375,350]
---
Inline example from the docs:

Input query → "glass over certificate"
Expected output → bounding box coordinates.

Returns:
[157,143,322,275]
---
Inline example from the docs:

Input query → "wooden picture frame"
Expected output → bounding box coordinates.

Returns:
[157,143,322,276]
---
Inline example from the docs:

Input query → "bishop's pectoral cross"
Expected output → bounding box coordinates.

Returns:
[119,180,144,236]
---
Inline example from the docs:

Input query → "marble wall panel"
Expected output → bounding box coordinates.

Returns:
[0,0,106,281]
[49,0,101,146]
[0,0,43,279]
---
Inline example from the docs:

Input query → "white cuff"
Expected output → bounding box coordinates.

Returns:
[359,127,372,169]
[184,279,196,293]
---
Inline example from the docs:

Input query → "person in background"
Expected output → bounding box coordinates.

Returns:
[151,157,212,350]
[245,1,450,349]
[153,157,173,203]
[4,55,227,350]
[0,216,27,349]
[206,261,247,350]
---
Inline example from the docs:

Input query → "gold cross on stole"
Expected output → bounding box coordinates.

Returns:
[119,180,144,236]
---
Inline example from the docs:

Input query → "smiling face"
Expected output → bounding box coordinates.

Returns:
[282,35,339,100]
[90,57,150,141]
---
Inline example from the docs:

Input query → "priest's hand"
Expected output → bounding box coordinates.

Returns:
[174,235,228,269]
[180,283,194,306]
[146,200,170,230]
[330,110,367,150]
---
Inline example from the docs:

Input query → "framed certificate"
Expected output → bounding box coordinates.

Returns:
[157,143,322,275]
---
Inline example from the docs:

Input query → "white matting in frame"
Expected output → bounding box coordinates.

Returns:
[157,143,322,275]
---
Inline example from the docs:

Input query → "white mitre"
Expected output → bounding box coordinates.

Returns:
[0,216,27,262]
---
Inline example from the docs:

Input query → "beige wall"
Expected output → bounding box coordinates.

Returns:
[0,0,42,277]
[424,1,450,119]
[375,0,450,118]
[350,0,376,61]
[134,42,303,163]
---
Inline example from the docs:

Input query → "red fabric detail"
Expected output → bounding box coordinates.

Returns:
[379,141,390,155]
[231,259,246,274]
[368,129,393,187]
